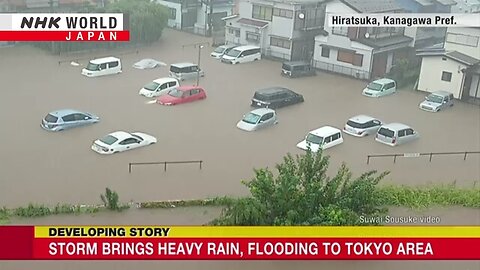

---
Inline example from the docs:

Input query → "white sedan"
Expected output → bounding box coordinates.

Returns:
[91,131,157,154]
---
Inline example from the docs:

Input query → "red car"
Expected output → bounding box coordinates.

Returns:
[156,86,207,106]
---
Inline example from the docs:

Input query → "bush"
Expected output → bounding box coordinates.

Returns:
[13,203,51,217]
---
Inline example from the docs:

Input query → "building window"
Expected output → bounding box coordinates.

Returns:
[332,26,348,36]
[337,50,363,66]
[446,32,479,47]
[169,8,176,20]
[321,46,330,58]
[273,8,293,18]
[252,5,273,21]
[246,32,260,42]
[228,27,240,37]
[441,71,452,82]
[270,37,291,49]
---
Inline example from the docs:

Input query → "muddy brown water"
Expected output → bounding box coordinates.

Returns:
[0,29,479,269]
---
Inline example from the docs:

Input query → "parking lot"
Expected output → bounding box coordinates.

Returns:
[0,29,479,207]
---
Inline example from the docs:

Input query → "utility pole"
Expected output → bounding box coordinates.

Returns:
[182,41,210,86]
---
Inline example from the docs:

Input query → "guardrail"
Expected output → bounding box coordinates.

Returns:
[128,160,203,173]
[366,151,480,164]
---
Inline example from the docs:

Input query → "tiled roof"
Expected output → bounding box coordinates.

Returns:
[341,0,403,13]
[237,18,269,28]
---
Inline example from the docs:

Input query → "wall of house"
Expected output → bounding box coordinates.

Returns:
[195,4,233,35]
[469,74,480,98]
[157,0,182,29]
[444,27,480,59]
[417,56,466,98]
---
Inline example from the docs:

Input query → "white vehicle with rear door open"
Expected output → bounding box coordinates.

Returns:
[91,131,157,154]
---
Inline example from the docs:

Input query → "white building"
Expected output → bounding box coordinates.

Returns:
[194,0,235,35]
[417,27,480,102]
[223,0,327,61]
[312,0,416,80]
[451,0,480,13]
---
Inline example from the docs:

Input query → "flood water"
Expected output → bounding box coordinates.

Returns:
[0,29,479,269]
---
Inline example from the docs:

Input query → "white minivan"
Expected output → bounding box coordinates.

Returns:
[81,56,122,77]
[169,62,204,81]
[296,126,344,152]
[362,78,396,97]
[139,77,179,98]
[221,45,261,64]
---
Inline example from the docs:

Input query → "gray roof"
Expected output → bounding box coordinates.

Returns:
[445,51,480,66]
[414,0,434,6]
[341,0,402,13]
[358,35,413,49]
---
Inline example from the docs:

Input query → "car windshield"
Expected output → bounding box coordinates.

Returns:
[85,62,99,71]
[226,49,241,57]
[168,88,183,98]
[99,135,118,145]
[306,133,323,145]
[426,94,443,103]
[44,114,58,123]
[242,113,261,124]
[170,66,183,73]
[143,82,160,91]
[378,128,395,138]
[347,120,370,129]
[367,82,383,91]
[282,64,291,71]
[214,47,225,53]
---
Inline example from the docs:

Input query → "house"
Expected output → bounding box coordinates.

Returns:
[416,27,480,103]
[451,0,480,13]
[313,0,416,80]
[223,0,328,61]
[156,0,234,36]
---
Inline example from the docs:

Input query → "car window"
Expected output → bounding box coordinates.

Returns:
[99,63,107,69]
[182,91,191,97]
[275,93,289,100]
[332,133,341,141]
[100,135,118,145]
[119,138,139,145]
[398,130,406,137]
[378,128,394,138]
[44,114,58,123]
[62,114,76,122]
[190,89,200,95]
[406,129,414,135]
[160,83,168,90]
[324,136,332,143]
[260,113,273,121]
[108,61,119,68]
[74,113,89,121]
[372,120,381,126]
[168,81,177,87]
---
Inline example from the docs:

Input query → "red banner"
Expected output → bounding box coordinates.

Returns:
[0,31,129,41]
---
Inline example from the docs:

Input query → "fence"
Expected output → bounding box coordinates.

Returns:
[128,160,203,173]
[366,151,480,164]
[313,60,370,80]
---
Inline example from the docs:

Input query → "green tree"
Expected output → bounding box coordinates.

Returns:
[211,149,389,226]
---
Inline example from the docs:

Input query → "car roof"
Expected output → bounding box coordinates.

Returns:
[171,62,197,68]
[177,85,204,91]
[152,77,177,84]
[218,44,237,49]
[348,114,377,123]
[250,108,275,115]
[430,90,452,97]
[232,45,260,51]
[371,78,395,84]
[380,123,411,130]
[90,56,120,64]
[309,126,341,137]
[283,61,310,66]
[107,131,131,140]
[256,87,293,95]
[48,109,83,117]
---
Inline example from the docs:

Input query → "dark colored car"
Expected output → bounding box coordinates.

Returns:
[281,61,316,78]
[251,87,304,109]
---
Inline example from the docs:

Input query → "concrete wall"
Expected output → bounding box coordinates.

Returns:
[444,27,480,60]
[195,4,233,35]
[417,56,466,98]
[157,0,182,29]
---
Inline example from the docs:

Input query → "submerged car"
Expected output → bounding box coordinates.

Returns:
[139,77,179,98]
[343,115,382,137]
[362,78,396,98]
[251,87,304,109]
[297,126,344,152]
[211,44,237,59]
[156,86,207,106]
[237,108,278,131]
[281,61,316,78]
[41,109,99,131]
[91,131,157,154]
[132,58,166,69]
[375,123,419,147]
[419,91,454,112]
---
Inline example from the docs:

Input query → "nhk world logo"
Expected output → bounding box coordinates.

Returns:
[0,13,129,41]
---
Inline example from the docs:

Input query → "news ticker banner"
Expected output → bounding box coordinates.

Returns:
[0,13,129,41]
[0,226,479,260]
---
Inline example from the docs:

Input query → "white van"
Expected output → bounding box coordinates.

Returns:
[221,45,261,64]
[81,56,122,77]
[169,62,204,81]
[139,77,179,98]
[296,126,344,152]
[362,78,396,97]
